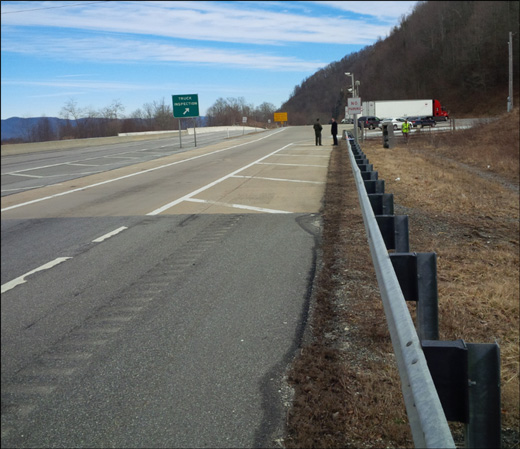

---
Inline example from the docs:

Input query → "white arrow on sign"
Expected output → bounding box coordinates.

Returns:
[183,108,190,115]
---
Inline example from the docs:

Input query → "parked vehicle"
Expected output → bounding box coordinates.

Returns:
[342,107,357,124]
[409,116,436,128]
[361,99,449,121]
[357,116,382,130]
[380,117,406,130]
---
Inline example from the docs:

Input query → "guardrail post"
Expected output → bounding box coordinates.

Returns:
[376,215,410,252]
[364,179,385,194]
[382,123,395,148]
[355,156,369,165]
[351,146,362,156]
[357,163,373,172]
[422,340,469,422]
[368,193,394,215]
[389,252,439,340]
[422,340,501,448]
[465,342,501,448]
[361,171,378,181]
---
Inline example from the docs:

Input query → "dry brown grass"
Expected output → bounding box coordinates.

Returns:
[285,139,413,448]
[362,112,519,445]
[417,110,519,186]
[284,110,519,448]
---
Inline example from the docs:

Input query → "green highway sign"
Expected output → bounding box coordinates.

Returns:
[172,94,199,118]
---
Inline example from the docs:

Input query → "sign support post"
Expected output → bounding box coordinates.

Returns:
[348,97,362,142]
[172,94,200,148]
[178,119,182,148]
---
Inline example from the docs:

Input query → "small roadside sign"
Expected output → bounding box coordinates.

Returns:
[347,98,362,115]
[172,94,199,118]
[274,112,288,122]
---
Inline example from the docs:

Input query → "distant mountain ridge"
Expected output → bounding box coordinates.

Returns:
[1,116,208,143]
[1,117,67,142]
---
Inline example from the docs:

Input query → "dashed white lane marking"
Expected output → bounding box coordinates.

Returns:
[6,173,66,179]
[1,257,72,294]
[2,225,130,294]
[92,226,128,243]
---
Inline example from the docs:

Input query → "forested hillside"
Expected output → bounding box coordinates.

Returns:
[281,1,519,124]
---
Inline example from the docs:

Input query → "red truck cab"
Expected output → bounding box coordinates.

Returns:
[433,99,449,120]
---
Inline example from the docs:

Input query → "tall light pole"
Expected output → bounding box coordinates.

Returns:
[345,72,355,96]
[345,72,359,141]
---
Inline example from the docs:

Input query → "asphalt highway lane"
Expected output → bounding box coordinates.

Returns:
[1,126,330,447]
[0,128,262,197]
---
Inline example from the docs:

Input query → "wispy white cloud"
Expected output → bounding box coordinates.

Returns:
[55,74,94,78]
[1,1,416,71]
[1,76,285,97]
[1,34,327,71]
[1,1,396,45]
[316,1,417,21]
[28,91,88,99]
[2,79,145,90]
[1,1,419,119]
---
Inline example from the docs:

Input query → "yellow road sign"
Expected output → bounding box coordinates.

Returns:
[274,112,288,122]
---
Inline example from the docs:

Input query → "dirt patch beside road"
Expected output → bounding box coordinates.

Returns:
[284,111,519,448]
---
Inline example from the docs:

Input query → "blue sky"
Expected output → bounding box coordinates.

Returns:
[1,1,417,120]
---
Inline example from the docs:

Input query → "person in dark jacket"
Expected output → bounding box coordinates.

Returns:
[313,118,322,145]
[331,118,338,146]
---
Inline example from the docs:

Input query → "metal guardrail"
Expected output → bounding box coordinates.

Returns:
[346,137,456,448]
[346,134,501,448]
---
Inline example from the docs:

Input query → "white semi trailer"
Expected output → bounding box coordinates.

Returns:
[361,99,449,120]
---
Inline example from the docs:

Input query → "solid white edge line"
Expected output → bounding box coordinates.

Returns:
[92,226,128,243]
[1,257,72,294]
